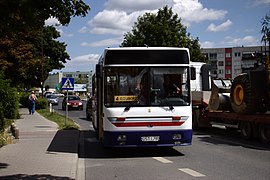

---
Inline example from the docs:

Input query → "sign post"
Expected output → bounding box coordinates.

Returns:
[61,78,74,126]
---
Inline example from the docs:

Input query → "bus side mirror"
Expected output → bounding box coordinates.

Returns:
[190,67,196,80]
[96,64,102,78]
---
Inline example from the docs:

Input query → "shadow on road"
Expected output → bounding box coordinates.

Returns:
[0,174,73,180]
[0,163,8,169]
[193,128,270,151]
[79,117,89,121]
[79,130,184,159]
[47,130,79,154]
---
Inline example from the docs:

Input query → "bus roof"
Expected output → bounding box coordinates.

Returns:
[99,47,190,65]
[103,47,189,51]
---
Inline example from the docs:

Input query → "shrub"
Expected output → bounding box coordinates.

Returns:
[19,91,30,108]
[0,72,20,131]
[19,92,48,110]
[36,98,48,110]
[1,87,19,119]
[0,104,4,132]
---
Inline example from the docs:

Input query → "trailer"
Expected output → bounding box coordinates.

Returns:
[191,62,270,144]
[207,111,270,143]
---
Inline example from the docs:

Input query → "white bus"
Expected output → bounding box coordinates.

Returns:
[91,47,195,147]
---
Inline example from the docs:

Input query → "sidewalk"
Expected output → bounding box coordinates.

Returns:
[0,108,80,180]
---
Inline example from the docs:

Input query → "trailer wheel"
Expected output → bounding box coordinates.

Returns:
[240,122,252,140]
[259,124,270,144]
[192,109,199,130]
[230,74,255,114]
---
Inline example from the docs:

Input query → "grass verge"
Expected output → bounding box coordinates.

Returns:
[0,119,15,147]
[37,109,79,130]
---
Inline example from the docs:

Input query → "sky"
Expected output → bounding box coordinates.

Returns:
[46,0,270,73]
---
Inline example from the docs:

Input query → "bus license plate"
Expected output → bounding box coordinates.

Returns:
[141,136,160,142]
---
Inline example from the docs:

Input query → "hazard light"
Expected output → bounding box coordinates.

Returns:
[172,116,181,120]
[117,117,126,121]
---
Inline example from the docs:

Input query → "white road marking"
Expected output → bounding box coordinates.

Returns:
[85,138,99,142]
[152,157,173,163]
[195,135,211,138]
[179,168,206,177]
[76,158,85,180]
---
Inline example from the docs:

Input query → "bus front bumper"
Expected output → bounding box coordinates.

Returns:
[102,129,192,147]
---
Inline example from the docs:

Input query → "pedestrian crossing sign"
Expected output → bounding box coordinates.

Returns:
[61,77,74,90]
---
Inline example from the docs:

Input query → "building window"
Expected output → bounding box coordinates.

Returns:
[218,69,224,74]
[210,53,217,60]
[202,53,209,60]
[225,61,231,66]
[225,69,231,74]
[225,53,231,58]
[234,61,241,66]
[234,52,241,57]
[217,53,223,58]
[218,61,224,66]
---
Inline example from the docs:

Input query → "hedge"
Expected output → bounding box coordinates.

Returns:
[0,73,19,131]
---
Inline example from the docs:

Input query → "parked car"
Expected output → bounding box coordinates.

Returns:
[62,95,83,110]
[86,97,93,120]
[45,94,59,105]
[52,92,65,97]
[44,91,53,97]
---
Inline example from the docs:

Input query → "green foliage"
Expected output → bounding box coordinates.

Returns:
[0,26,71,88]
[0,129,14,148]
[0,0,90,88]
[0,72,19,131]
[19,92,31,108]
[0,0,90,36]
[121,6,205,62]
[36,98,48,110]
[1,87,19,119]
[19,92,48,110]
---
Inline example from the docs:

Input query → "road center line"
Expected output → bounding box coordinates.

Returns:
[179,168,206,177]
[152,157,173,163]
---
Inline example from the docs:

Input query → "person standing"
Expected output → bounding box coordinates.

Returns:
[28,91,38,115]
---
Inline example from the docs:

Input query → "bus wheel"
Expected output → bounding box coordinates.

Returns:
[259,124,270,144]
[240,122,252,140]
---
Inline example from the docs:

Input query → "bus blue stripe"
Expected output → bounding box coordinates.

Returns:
[102,129,192,147]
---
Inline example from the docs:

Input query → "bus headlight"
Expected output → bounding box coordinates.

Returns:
[172,134,182,140]
[117,135,127,141]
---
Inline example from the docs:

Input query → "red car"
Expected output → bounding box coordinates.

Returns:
[62,95,83,110]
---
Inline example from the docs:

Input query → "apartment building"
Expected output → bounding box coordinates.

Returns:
[201,46,269,79]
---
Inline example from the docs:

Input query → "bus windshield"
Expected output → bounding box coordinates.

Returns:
[104,67,190,107]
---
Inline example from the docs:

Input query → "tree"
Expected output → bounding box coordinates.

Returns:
[0,26,70,89]
[121,6,205,62]
[0,0,90,36]
[0,0,90,88]
[261,13,270,58]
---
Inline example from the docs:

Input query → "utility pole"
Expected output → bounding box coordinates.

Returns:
[41,28,44,98]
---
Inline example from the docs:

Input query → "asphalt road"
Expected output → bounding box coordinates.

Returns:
[53,99,270,180]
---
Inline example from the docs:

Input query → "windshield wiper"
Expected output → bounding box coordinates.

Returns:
[124,106,130,111]
[169,105,174,111]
